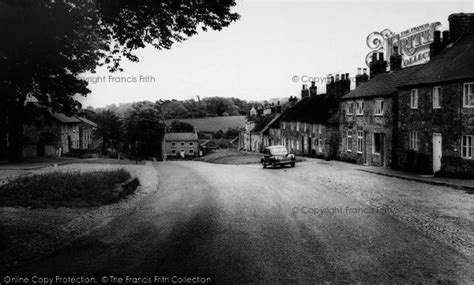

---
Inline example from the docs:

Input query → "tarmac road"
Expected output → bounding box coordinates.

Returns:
[12,161,472,283]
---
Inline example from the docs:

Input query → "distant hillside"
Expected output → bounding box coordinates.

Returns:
[166,116,245,132]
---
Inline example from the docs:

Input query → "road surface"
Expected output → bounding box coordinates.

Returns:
[12,161,472,283]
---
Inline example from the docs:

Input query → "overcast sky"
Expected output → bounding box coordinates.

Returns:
[79,0,474,108]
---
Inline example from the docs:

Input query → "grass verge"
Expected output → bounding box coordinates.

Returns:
[0,169,132,208]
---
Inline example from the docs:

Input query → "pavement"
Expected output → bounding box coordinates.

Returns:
[6,160,473,283]
[356,165,474,192]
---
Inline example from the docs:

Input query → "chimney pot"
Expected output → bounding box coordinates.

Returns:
[372,53,378,62]
[336,74,340,82]
[345,73,349,80]
[378,52,384,61]
[357,68,362,75]
[442,30,450,44]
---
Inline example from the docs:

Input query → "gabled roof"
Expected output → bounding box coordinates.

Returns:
[260,113,282,134]
[49,112,82,123]
[77,117,98,128]
[165,132,198,141]
[342,65,423,100]
[400,33,474,87]
[280,93,342,124]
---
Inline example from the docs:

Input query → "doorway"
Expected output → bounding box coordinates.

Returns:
[433,133,442,173]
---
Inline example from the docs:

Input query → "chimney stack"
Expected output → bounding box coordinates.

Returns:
[276,101,282,113]
[389,46,402,71]
[301,84,310,99]
[449,13,474,43]
[309,81,317,96]
[369,52,387,78]
[355,68,369,87]
[430,30,444,58]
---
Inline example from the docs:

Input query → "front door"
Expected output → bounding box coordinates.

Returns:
[433,133,442,173]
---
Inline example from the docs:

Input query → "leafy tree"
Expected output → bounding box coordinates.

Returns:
[125,101,164,158]
[170,120,195,133]
[87,110,124,153]
[0,0,239,161]
[203,97,238,116]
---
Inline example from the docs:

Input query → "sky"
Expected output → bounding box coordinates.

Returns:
[79,0,474,108]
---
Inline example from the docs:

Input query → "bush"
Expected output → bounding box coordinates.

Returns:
[0,169,131,208]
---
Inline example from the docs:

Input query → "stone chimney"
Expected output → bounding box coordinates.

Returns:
[301,84,310,99]
[326,75,336,96]
[276,101,282,113]
[355,68,369,87]
[389,46,402,71]
[270,102,276,114]
[369,52,387,78]
[449,13,474,42]
[309,81,317,96]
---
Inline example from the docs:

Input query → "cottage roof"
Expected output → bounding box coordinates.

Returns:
[400,33,474,87]
[77,116,98,128]
[49,112,82,123]
[165,132,198,141]
[341,65,423,100]
[280,93,342,124]
[260,113,282,134]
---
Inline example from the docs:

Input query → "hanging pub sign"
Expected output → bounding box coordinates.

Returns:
[366,22,441,68]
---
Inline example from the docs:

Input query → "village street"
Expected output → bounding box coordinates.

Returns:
[9,160,473,283]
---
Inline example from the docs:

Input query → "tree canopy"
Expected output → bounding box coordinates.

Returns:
[0,0,239,160]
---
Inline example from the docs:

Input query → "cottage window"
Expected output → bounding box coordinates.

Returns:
[356,101,364,116]
[374,99,384,116]
[189,142,194,146]
[347,101,354,115]
[318,124,322,135]
[373,133,382,154]
[189,149,194,155]
[410,89,418,109]
[313,124,317,134]
[303,122,307,132]
[463,83,474,107]
[462,135,474,159]
[357,131,364,154]
[296,122,300,131]
[171,149,176,155]
[409,131,419,150]
[433,86,441,109]
[181,142,185,147]
[347,130,353,152]
[171,142,176,147]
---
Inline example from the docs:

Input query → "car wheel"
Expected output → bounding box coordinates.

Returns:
[272,163,277,169]
[291,162,295,167]
[262,162,267,168]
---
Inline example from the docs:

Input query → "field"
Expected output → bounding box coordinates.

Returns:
[166,116,245,132]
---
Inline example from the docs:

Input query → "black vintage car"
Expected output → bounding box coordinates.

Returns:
[261,145,296,168]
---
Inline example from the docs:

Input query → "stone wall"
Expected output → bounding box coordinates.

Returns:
[397,82,474,176]
[339,97,394,167]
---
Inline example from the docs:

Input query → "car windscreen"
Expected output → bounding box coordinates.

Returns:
[270,147,288,156]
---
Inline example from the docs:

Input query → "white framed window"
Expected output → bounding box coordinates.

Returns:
[462,135,474,159]
[296,122,300,131]
[282,122,286,130]
[189,149,194,155]
[374,99,384,116]
[356,100,364,116]
[410,89,418,109]
[357,130,364,154]
[189,142,194,146]
[171,149,176,155]
[318,124,322,135]
[347,130,353,152]
[181,142,185,146]
[433,86,441,109]
[303,122,307,132]
[463,83,474,107]
[347,101,354,115]
[171,142,176,147]
[373,133,382,154]
[409,131,419,150]
[313,124,317,134]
